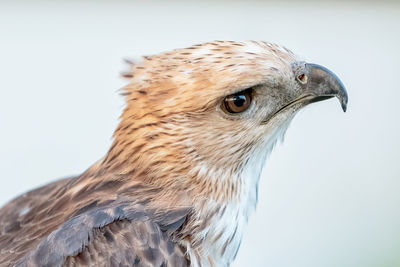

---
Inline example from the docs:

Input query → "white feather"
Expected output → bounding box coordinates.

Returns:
[189,118,293,267]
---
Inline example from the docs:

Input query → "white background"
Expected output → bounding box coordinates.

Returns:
[0,1,399,266]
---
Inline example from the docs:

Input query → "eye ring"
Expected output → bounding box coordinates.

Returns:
[222,88,252,114]
[297,73,308,84]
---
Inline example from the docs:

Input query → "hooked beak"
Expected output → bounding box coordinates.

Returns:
[262,62,348,124]
[304,63,348,112]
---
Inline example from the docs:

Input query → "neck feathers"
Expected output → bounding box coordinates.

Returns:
[80,98,293,266]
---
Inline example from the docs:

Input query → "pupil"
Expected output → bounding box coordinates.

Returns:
[233,95,246,107]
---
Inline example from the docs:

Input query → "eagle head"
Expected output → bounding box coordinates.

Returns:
[104,41,347,204]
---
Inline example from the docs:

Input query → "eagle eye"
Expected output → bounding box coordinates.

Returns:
[222,88,252,114]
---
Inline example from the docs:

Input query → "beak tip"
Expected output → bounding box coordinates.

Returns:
[338,93,348,112]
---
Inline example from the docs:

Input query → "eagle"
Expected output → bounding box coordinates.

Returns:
[0,41,347,267]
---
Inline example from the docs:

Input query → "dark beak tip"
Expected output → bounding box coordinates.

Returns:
[338,88,348,113]
[342,102,347,112]
[339,94,348,112]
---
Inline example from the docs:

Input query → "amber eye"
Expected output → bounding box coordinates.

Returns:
[297,73,308,84]
[222,88,252,113]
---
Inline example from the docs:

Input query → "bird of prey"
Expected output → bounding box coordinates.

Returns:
[0,41,347,267]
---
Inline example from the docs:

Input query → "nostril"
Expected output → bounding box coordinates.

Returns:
[297,73,308,84]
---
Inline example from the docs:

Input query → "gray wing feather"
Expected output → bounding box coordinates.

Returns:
[64,219,188,267]
[16,203,190,267]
